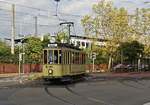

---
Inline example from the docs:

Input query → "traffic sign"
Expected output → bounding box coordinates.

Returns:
[91,52,96,59]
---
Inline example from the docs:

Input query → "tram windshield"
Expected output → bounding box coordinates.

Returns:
[48,50,53,64]
[43,50,61,64]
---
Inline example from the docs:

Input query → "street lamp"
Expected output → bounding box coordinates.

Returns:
[14,38,26,83]
[5,38,26,81]
[18,34,25,74]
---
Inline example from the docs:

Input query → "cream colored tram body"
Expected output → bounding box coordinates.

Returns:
[42,43,86,81]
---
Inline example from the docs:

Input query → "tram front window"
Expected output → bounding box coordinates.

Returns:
[48,50,53,64]
[48,50,59,64]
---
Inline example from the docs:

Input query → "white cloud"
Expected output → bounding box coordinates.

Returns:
[61,0,98,14]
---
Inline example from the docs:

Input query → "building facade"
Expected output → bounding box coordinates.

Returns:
[70,35,106,49]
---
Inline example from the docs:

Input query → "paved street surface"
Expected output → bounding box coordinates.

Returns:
[0,73,150,105]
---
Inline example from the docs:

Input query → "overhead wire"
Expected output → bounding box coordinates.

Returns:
[0,0,83,18]
[0,0,84,37]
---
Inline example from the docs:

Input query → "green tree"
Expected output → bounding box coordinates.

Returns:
[0,40,19,64]
[0,40,11,63]
[41,33,50,48]
[81,0,131,70]
[118,41,144,64]
[24,37,43,64]
[55,31,69,43]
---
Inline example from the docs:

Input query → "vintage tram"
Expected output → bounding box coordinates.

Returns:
[42,43,87,81]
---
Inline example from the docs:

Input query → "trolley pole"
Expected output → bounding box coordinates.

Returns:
[60,22,74,43]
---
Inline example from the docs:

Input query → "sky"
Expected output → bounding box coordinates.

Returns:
[0,0,149,38]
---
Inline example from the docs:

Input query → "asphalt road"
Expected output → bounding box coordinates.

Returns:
[0,79,150,105]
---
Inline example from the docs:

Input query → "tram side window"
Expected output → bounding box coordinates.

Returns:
[54,50,58,64]
[80,53,82,64]
[59,50,62,64]
[82,54,84,64]
[83,54,86,64]
[75,52,79,64]
[72,52,74,64]
[68,52,70,64]
[44,50,47,64]
[77,52,79,64]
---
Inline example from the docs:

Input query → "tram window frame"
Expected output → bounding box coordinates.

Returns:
[62,51,65,64]
[67,51,69,64]
[80,53,82,64]
[74,52,77,64]
[75,52,78,64]
[82,53,84,64]
[65,51,68,64]
[86,43,89,48]
[64,52,66,64]
[68,52,70,64]
[71,52,73,64]
[59,50,62,64]
[83,54,86,64]
[82,42,85,47]
[48,50,53,64]
[78,52,80,64]
[65,51,67,64]
[79,53,82,64]
[67,52,69,64]
[77,52,79,64]
[54,50,58,64]
[44,50,47,64]
[66,52,68,64]
[77,41,80,47]
[72,52,75,64]
[48,50,60,64]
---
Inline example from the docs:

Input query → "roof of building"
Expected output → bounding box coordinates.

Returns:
[51,35,107,42]
[46,42,81,50]
[70,35,107,42]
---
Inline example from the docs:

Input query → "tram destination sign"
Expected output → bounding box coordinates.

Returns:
[48,43,58,47]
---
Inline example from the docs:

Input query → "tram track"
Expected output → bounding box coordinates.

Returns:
[44,87,77,105]
[1,78,150,105]
[65,85,114,105]
[117,79,145,90]
[1,76,150,90]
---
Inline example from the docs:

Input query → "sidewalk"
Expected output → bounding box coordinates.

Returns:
[1,72,150,83]
[0,73,42,83]
[0,73,18,78]
[90,72,150,80]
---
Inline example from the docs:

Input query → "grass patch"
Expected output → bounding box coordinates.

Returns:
[28,73,43,80]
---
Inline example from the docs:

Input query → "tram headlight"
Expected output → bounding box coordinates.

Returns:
[48,69,53,74]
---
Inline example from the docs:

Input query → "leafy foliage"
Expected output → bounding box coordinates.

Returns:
[24,37,43,64]
[55,31,69,43]
[41,33,50,48]
[0,40,18,63]
[81,0,150,70]
[118,41,144,63]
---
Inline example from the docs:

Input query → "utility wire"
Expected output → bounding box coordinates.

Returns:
[0,18,59,27]
[0,1,83,18]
